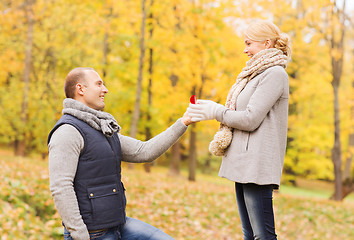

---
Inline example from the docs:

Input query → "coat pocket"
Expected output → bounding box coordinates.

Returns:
[245,132,250,151]
[233,130,250,153]
[87,183,123,222]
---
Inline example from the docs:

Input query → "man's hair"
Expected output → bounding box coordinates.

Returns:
[64,67,94,98]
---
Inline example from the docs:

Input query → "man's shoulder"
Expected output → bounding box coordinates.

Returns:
[55,124,79,133]
[49,124,83,145]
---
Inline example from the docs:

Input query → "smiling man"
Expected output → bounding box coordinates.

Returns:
[70,69,109,111]
[48,67,191,240]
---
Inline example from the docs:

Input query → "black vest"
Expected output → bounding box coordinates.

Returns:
[48,114,126,231]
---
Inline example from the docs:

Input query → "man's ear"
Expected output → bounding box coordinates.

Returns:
[76,83,85,96]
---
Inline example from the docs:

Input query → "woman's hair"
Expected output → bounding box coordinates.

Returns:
[244,20,291,58]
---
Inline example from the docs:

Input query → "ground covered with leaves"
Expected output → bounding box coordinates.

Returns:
[0,150,353,239]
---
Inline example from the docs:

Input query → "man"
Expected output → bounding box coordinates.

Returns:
[48,67,191,240]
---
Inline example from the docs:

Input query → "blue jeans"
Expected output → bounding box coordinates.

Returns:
[64,217,174,240]
[235,183,277,240]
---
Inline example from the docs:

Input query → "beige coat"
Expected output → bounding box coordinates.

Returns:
[215,66,289,187]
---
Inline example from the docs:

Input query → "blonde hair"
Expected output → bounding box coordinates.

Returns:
[244,20,291,58]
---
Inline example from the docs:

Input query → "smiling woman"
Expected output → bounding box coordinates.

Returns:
[187,20,291,240]
[243,39,271,58]
[243,21,291,59]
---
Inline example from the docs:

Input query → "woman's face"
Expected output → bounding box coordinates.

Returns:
[243,38,269,58]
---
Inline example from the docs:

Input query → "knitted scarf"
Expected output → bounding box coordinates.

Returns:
[62,98,120,137]
[209,48,288,156]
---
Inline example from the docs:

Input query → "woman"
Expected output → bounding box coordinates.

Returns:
[187,20,291,240]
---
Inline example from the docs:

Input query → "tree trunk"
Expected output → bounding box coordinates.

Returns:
[331,84,343,200]
[102,5,113,77]
[143,106,152,173]
[343,126,354,182]
[102,30,109,78]
[129,0,147,169]
[14,139,27,157]
[341,178,354,199]
[143,123,153,173]
[188,124,197,181]
[130,0,147,138]
[329,0,346,201]
[144,66,152,172]
[144,0,154,173]
[169,140,181,176]
[16,0,34,156]
[201,153,211,174]
[341,69,354,199]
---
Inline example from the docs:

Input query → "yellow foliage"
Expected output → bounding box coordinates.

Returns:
[0,0,352,180]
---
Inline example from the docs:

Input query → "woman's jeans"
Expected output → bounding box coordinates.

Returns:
[235,183,277,240]
[63,217,174,240]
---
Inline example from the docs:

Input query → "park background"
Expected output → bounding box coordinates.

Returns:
[0,0,353,239]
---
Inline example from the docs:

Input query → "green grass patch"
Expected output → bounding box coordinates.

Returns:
[279,184,333,198]
[279,179,354,202]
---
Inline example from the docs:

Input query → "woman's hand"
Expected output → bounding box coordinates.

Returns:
[187,100,223,122]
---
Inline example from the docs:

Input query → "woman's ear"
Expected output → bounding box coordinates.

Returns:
[265,39,272,49]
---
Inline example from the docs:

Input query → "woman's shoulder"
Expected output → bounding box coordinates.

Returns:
[264,65,287,75]
[260,66,289,81]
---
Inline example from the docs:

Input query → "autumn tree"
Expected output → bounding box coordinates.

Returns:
[326,0,347,200]
[0,0,352,190]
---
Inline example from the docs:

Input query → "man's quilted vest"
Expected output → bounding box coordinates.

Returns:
[48,114,126,231]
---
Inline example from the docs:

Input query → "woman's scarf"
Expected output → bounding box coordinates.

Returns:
[62,98,120,137]
[209,48,288,156]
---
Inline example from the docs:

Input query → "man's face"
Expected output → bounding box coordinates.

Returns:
[80,70,108,111]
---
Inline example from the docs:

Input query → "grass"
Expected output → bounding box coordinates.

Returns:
[279,184,334,199]
[279,178,354,202]
[125,165,354,240]
[164,162,354,201]
[0,149,353,239]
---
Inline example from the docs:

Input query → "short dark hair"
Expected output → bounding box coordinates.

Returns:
[64,67,94,98]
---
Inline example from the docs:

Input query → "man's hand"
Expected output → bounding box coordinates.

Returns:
[181,110,192,126]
